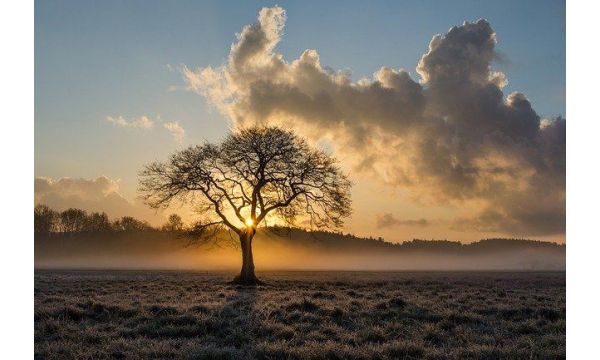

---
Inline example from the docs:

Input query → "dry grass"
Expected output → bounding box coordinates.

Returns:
[35,271,565,359]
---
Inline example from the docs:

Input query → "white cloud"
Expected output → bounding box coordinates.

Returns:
[105,115,185,143]
[105,115,154,129]
[163,121,185,143]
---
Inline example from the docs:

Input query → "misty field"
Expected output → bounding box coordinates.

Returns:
[35,271,565,359]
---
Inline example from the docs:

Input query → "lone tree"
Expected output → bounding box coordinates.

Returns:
[139,126,352,285]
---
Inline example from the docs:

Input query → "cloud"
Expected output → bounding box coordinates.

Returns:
[105,115,154,129]
[182,7,565,236]
[376,214,429,228]
[34,176,163,224]
[105,115,185,143]
[163,121,185,143]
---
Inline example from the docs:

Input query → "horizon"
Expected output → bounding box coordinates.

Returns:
[35,203,564,245]
[35,211,565,272]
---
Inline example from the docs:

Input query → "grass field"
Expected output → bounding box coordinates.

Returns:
[35,271,565,359]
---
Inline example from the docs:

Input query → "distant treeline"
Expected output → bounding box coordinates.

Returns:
[35,205,563,251]
[263,227,564,252]
[34,204,184,234]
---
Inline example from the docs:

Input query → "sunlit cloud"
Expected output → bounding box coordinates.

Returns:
[163,121,185,143]
[105,115,185,144]
[105,115,154,129]
[181,6,565,236]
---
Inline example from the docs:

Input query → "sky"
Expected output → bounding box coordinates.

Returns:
[35,0,565,243]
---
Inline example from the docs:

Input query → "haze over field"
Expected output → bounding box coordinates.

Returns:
[35,229,565,271]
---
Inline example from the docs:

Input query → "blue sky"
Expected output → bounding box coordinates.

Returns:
[35,0,565,241]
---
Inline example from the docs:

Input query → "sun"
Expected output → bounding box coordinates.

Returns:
[244,218,254,227]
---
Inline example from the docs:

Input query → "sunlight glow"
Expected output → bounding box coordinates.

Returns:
[245,218,254,227]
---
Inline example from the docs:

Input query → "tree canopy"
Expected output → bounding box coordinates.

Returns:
[139,126,352,236]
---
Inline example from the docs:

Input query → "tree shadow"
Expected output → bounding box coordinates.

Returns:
[205,285,261,354]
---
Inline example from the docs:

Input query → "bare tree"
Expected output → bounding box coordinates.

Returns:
[85,212,112,233]
[162,214,184,232]
[113,216,153,232]
[34,204,58,235]
[60,208,87,234]
[139,126,352,284]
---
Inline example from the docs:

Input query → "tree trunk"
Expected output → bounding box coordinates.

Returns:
[232,232,262,285]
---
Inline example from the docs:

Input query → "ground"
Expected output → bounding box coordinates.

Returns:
[35,271,565,359]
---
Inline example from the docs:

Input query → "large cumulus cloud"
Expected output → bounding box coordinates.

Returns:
[182,7,565,236]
